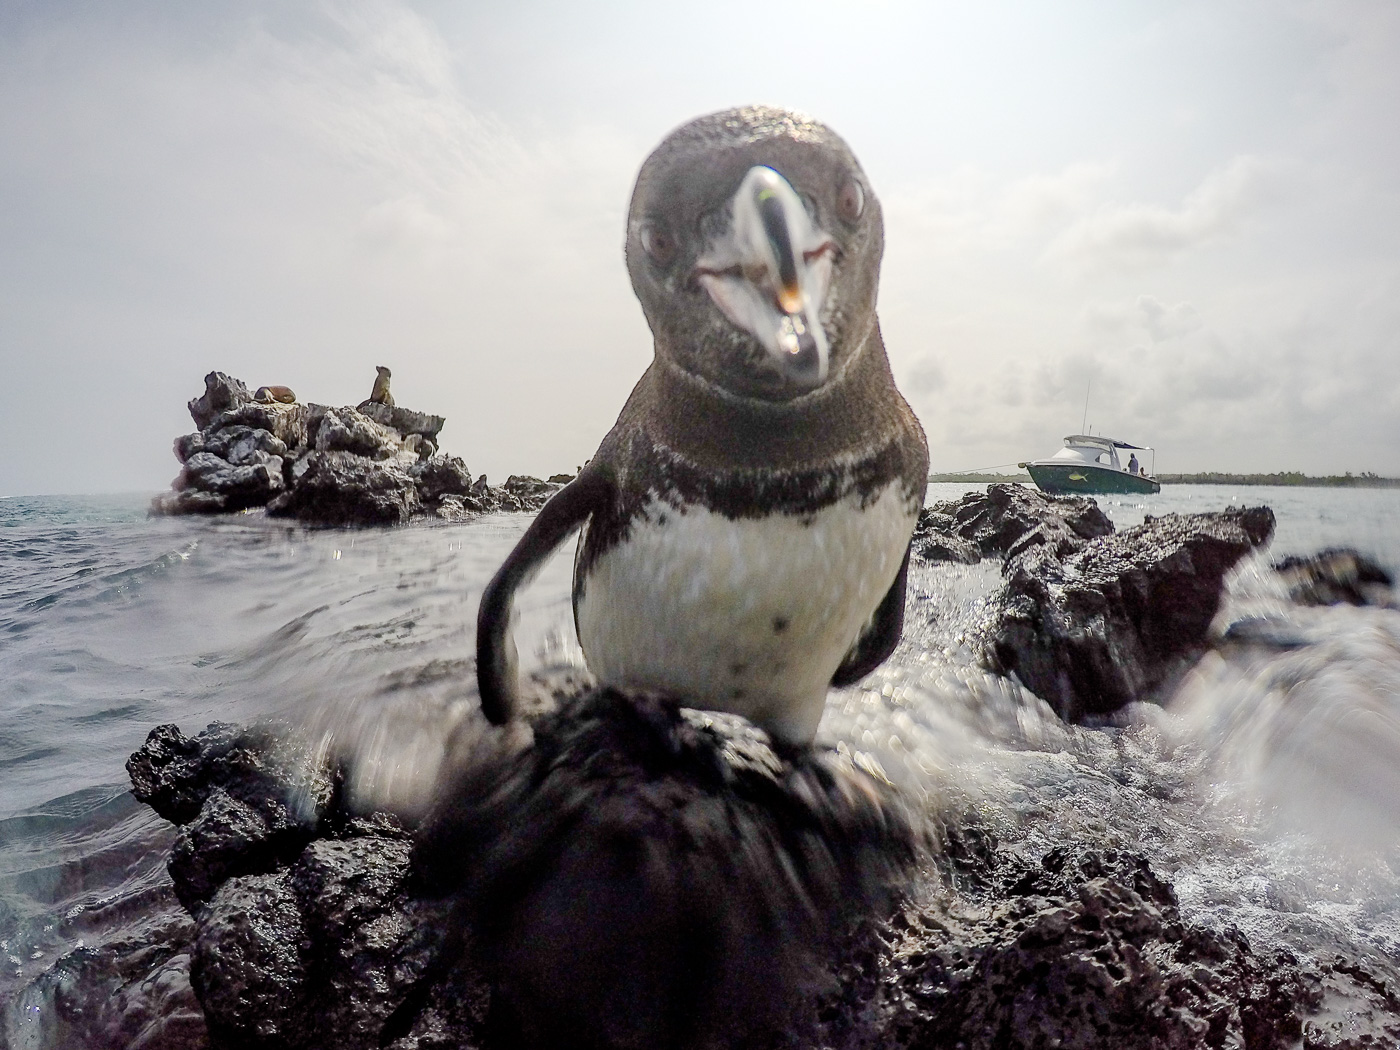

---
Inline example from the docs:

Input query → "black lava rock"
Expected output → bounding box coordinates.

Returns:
[789,846,1320,1050]
[192,872,311,1047]
[914,484,1115,565]
[115,695,1400,1050]
[37,907,207,1050]
[154,371,568,526]
[266,450,422,526]
[984,506,1276,720]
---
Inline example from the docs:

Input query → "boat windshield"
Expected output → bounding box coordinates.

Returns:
[1053,444,1122,469]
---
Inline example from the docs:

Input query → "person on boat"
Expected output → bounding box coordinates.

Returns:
[1128,452,1139,475]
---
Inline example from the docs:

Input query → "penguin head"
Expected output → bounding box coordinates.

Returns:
[626,106,883,403]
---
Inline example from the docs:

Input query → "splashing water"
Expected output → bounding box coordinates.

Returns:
[2,485,1400,1040]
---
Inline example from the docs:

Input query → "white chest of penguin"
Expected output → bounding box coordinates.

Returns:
[573,480,917,744]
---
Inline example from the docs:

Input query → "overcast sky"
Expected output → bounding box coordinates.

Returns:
[2,0,1398,495]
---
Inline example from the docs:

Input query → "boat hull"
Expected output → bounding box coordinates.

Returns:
[1027,462,1161,496]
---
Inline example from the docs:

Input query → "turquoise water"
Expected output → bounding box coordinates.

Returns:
[2,486,1399,1042]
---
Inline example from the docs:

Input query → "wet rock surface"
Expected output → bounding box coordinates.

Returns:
[114,701,919,1050]
[789,845,1327,1050]
[151,372,566,525]
[101,702,1400,1050]
[28,905,208,1050]
[913,483,1114,564]
[914,486,1277,719]
[1274,547,1396,608]
[982,505,1276,721]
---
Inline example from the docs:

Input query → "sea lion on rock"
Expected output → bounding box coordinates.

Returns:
[368,365,394,407]
[253,385,297,404]
[477,106,929,745]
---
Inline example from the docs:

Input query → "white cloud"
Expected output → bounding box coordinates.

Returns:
[1047,156,1278,271]
[1135,296,1204,342]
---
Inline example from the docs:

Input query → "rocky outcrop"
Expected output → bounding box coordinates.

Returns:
[151,372,567,525]
[983,506,1276,721]
[913,484,1114,565]
[912,487,1276,720]
[789,845,1325,1050]
[106,699,1400,1050]
[122,698,920,1050]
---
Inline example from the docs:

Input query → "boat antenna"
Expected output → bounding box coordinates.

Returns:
[1081,379,1091,434]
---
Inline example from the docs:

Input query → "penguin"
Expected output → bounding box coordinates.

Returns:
[368,365,394,407]
[477,106,929,746]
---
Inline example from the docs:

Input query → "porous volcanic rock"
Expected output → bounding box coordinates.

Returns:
[106,689,1400,1050]
[983,506,1276,721]
[151,372,566,525]
[788,845,1321,1050]
[119,697,920,1050]
[266,451,422,527]
[913,484,1114,565]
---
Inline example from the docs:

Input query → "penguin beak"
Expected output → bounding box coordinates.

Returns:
[694,166,835,389]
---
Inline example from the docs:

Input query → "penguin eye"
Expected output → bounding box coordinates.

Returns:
[837,178,865,223]
[639,224,677,266]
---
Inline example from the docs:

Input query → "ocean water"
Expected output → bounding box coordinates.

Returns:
[2,484,1399,1042]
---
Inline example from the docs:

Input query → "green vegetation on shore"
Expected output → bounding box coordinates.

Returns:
[1157,472,1400,488]
[927,471,1399,487]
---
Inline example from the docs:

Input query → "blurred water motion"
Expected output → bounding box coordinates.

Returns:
[1173,578,1400,853]
[2,485,1400,1029]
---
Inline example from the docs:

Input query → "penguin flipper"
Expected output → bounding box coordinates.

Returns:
[477,468,612,724]
[830,541,912,688]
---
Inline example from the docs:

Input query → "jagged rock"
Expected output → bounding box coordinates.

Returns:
[188,372,253,431]
[790,846,1320,1050]
[120,708,1386,1050]
[410,455,474,505]
[915,532,981,565]
[1274,547,1395,608]
[313,407,402,461]
[207,426,289,466]
[193,872,310,1046]
[207,403,303,447]
[168,789,279,912]
[286,834,424,1045]
[117,684,1400,1050]
[173,450,285,510]
[913,484,1114,564]
[983,506,1276,721]
[267,451,421,527]
[127,722,335,834]
[121,694,918,1050]
[156,372,571,526]
[356,401,446,442]
[494,474,564,512]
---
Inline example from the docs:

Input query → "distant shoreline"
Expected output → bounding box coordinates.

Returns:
[928,471,1400,488]
[1156,472,1400,488]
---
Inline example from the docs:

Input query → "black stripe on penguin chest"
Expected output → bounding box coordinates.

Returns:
[573,437,912,601]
